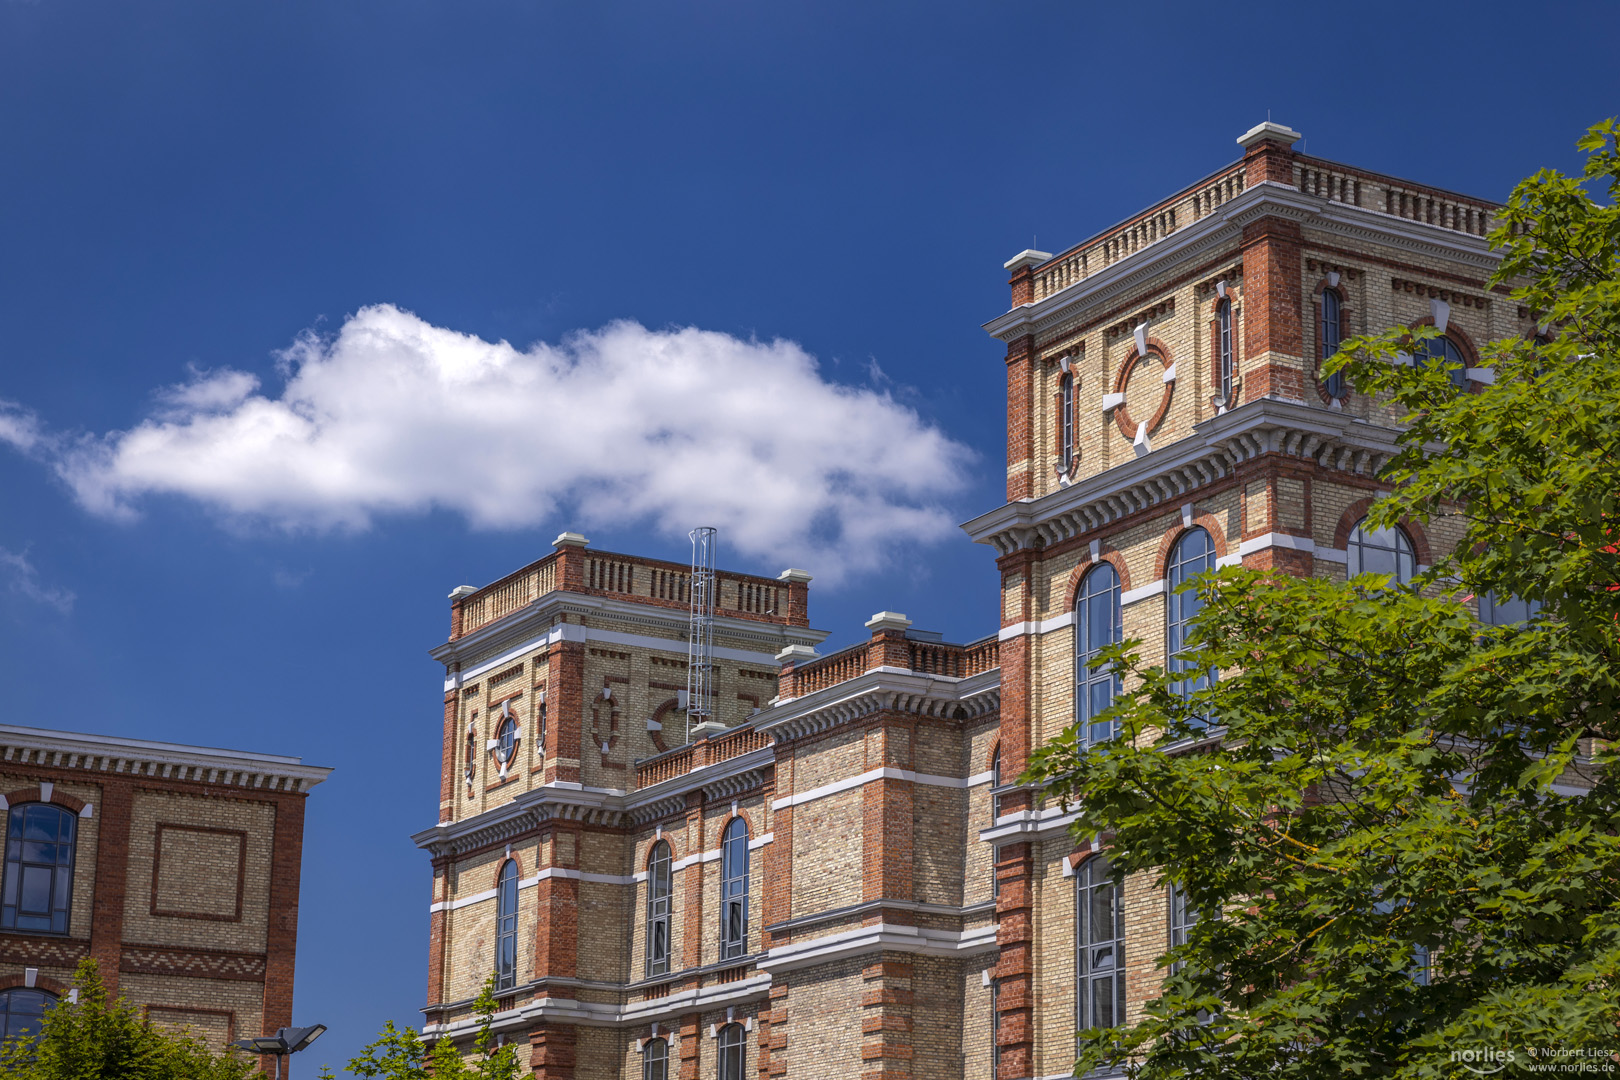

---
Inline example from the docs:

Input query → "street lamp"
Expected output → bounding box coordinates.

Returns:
[230,1024,326,1079]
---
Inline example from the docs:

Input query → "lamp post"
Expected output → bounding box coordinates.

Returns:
[230,1024,326,1080]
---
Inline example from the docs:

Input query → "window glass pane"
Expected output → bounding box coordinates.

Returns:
[1481,591,1541,626]
[1347,520,1415,585]
[0,988,55,1044]
[1416,335,1467,388]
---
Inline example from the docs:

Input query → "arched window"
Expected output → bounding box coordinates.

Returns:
[1075,562,1122,747]
[1321,289,1345,398]
[1347,518,1415,586]
[719,818,749,959]
[0,988,54,1043]
[1217,299,1234,403]
[646,841,672,977]
[1480,591,1541,626]
[1415,334,1467,389]
[642,1036,669,1080]
[1059,371,1075,468]
[1076,856,1124,1031]
[494,860,518,991]
[989,745,1002,821]
[1167,883,1198,975]
[1,803,77,934]
[716,1023,746,1080]
[1167,528,1217,719]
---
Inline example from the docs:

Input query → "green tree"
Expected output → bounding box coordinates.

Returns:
[0,957,254,1080]
[319,976,518,1080]
[1026,120,1620,1079]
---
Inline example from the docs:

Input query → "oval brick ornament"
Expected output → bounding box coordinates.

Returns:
[1112,343,1175,440]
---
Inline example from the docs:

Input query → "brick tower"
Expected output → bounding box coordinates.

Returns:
[417,122,1523,1079]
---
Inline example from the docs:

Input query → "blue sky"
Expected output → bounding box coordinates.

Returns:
[1,0,1615,1070]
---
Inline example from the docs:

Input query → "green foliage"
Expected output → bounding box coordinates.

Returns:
[1026,121,1620,1079]
[320,976,518,1080]
[0,957,254,1080]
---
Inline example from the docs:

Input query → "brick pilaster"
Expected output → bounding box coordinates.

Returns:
[1241,215,1307,402]
[547,637,585,785]
[425,859,448,1009]
[994,841,1035,1080]
[679,1013,701,1080]
[89,779,132,995]
[1005,334,1035,501]
[861,957,914,1080]
[439,681,459,817]
[681,795,707,971]
[862,723,913,905]
[262,793,306,1039]
[528,1023,577,1079]
[761,983,788,1077]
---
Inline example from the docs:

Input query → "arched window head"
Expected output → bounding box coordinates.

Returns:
[1321,289,1345,399]
[1,803,77,934]
[1415,334,1467,389]
[719,819,749,959]
[1347,519,1415,586]
[1217,299,1234,403]
[0,988,55,1043]
[1075,562,1122,747]
[494,860,518,991]
[716,1023,746,1080]
[1059,372,1076,470]
[642,1036,669,1080]
[1166,528,1218,722]
[1076,856,1124,1031]
[646,840,672,977]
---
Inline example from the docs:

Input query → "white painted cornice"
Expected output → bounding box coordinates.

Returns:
[0,724,331,793]
[960,397,1400,555]
[759,667,1001,743]
[429,590,826,674]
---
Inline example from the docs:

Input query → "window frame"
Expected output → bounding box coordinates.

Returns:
[1217,299,1234,403]
[642,1036,670,1080]
[0,802,77,936]
[1059,370,1076,469]
[1076,856,1125,1032]
[0,987,56,1044]
[646,840,673,977]
[716,1022,746,1080]
[1166,528,1218,720]
[494,859,518,992]
[1321,288,1345,399]
[718,818,749,960]
[1075,562,1123,748]
[1346,518,1416,586]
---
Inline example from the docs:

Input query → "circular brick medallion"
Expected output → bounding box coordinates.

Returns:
[1112,346,1174,440]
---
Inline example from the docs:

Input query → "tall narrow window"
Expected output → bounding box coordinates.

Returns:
[1322,289,1345,398]
[1167,528,1218,721]
[719,818,749,960]
[1415,334,1468,389]
[646,841,672,977]
[1077,856,1125,1031]
[1217,299,1234,402]
[989,977,1001,1077]
[494,859,518,991]
[989,746,1002,821]
[1075,562,1123,747]
[1347,519,1416,586]
[1059,371,1075,468]
[642,1037,669,1080]
[716,1023,746,1080]
[1167,883,1198,974]
[1,803,76,934]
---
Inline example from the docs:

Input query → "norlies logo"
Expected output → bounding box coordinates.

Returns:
[1453,1049,1517,1074]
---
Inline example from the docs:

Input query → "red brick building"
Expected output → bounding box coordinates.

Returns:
[417,122,1521,1079]
[0,723,329,1051]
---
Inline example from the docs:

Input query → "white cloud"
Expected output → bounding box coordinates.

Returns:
[31,305,975,581]
[0,402,44,453]
[0,548,74,615]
